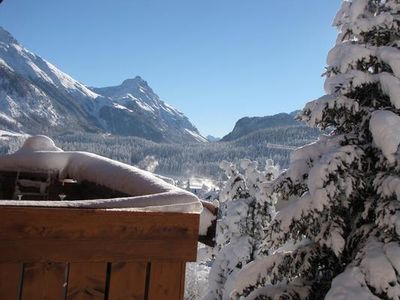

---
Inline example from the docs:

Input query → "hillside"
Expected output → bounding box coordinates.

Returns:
[221,112,301,142]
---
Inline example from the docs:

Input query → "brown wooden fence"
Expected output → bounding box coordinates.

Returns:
[0,206,199,300]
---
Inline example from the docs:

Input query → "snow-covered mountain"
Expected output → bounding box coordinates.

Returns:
[0,27,206,143]
[92,77,207,142]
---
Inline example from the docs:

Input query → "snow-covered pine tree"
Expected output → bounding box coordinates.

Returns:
[229,1,400,299]
[204,160,279,300]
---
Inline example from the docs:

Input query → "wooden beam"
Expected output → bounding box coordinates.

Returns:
[198,200,218,247]
[0,239,197,263]
[0,207,199,240]
[0,207,199,262]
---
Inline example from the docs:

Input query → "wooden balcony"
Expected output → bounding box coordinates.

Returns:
[0,206,199,300]
[0,137,217,299]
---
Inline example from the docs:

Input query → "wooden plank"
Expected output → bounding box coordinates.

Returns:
[21,262,67,300]
[147,261,186,300]
[0,263,21,299]
[108,262,147,300]
[0,207,199,241]
[67,262,107,300]
[0,207,199,263]
[0,239,198,263]
[179,262,186,300]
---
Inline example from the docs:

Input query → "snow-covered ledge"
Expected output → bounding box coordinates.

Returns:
[0,135,203,214]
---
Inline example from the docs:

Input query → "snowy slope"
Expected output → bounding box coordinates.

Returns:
[0,28,98,100]
[0,27,105,133]
[92,77,207,143]
[0,27,205,143]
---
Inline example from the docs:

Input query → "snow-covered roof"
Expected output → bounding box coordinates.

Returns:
[0,135,202,214]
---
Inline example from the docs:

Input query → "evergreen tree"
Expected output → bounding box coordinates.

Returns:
[204,160,279,300]
[229,1,400,299]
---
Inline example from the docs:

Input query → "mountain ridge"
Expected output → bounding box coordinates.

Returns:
[221,111,302,142]
[0,26,206,143]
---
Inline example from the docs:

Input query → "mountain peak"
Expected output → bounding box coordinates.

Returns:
[121,76,147,87]
[0,27,17,44]
[94,76,155,100]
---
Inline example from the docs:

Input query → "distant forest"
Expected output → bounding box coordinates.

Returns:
[0,126,320,180]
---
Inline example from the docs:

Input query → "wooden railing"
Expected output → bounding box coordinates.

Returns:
[0,206,199,300]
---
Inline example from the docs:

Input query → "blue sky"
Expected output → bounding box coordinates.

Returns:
[0,0,341,137]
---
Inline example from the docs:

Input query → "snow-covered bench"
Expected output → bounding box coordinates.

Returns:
[0,136,215,299]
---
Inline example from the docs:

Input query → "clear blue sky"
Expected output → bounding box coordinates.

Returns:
[0,0,341,137]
